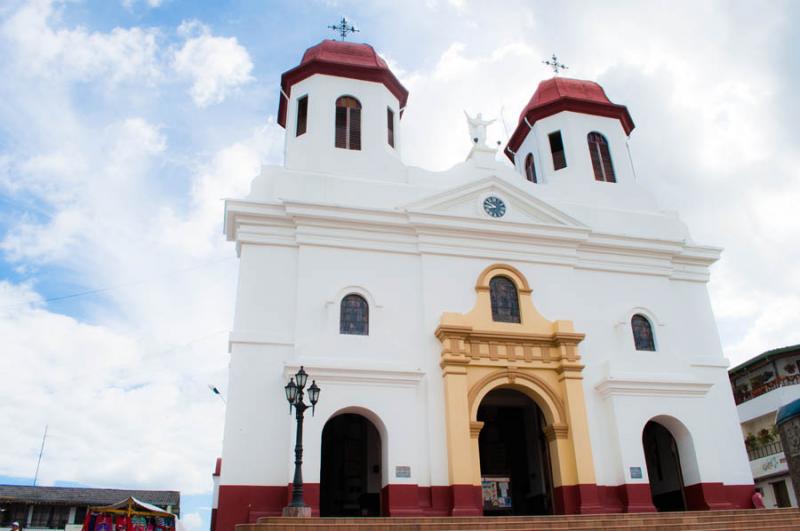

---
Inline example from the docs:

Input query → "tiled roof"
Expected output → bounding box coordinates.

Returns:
[729,343,800,375]
[0,485,180,511]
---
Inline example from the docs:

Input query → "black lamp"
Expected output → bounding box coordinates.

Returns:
[307,380,320,415]
[284,377,297,411]
[295,366,308,389]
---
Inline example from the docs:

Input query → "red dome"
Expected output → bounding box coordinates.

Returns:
[300,40,390,70]
[504,77,634,161]
[278,40,409,128]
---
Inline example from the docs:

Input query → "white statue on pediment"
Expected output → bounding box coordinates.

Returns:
[464,111,495,147]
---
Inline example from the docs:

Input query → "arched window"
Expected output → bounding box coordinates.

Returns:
[490,276,521,323]
[335,96,362,150]
[524,153,537,183]
[340,294,368,335]
[631,314,655,351]
[587,132,616,182]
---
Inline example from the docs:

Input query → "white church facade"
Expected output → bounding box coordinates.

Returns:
[211,39,754,530]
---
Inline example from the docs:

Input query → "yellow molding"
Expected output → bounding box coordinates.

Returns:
[438,263,598,490]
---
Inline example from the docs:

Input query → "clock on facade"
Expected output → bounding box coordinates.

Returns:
[483,196,506,218]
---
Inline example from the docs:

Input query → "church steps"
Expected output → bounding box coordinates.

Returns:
[245,509,800,530]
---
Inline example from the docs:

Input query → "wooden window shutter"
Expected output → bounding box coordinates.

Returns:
[588,135,604,181]
[335,96,362,150]
[387,108,395,147]
[588,132,616,182]
[524,153,537,183]
[600,140,616,182]
[548,131,567,170]
[335,106,347,148]
[349,107,361,150]
[296,96,308,137]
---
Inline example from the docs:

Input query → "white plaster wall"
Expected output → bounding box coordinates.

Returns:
[514,111,634,186]
[284,74,404,181]
[738,385,800,423]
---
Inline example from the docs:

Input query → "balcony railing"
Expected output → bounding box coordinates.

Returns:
[734,374,800,405]
[747,440,784,461]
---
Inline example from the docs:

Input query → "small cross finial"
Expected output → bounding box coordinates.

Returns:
[328,17,359,41]
[543,53,568,75]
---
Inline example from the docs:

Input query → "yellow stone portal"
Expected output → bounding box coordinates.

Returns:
[436,264,596,490]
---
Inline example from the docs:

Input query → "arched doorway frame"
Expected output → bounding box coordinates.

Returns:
[320,406,388,515]
[641,414,701,511]
[436,263,600,515]
[467,370,576,499]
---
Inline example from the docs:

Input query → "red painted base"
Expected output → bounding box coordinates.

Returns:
[213,482,756,530]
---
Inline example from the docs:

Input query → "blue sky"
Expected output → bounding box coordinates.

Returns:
[1,1,798,530]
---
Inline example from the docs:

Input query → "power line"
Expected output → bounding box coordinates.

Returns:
[2,256,236,310]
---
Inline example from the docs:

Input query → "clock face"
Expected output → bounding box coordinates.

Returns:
[483,196,506,218]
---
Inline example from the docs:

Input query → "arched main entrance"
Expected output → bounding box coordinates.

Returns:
[477,388,553,515]
[643,420,687,511]
[320,413,382,516]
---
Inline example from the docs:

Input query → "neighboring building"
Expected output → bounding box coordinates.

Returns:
[213,38,754,529]
[0,486,179,531]
[729,344,800,508]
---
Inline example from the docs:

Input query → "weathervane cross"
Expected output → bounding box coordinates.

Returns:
[329,17,359,41]
[543,54,568,75]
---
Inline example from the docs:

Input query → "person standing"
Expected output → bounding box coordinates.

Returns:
[752,488,767,508]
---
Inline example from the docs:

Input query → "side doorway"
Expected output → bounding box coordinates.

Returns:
[320,413,382,516]
[643,420,687,511]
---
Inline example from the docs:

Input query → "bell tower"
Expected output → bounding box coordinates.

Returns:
[504,77,635,188]
[277,40,409,180]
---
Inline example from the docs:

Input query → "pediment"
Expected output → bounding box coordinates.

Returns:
[403,176,586,228]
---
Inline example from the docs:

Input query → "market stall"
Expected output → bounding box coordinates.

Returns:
[82,497,176,531]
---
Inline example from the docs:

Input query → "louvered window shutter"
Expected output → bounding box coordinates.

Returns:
[335,106,347,148]
[296,96,308,137]
[589,137,604,181]
[600,141,616,182]
[349,108,361,150]
[525,153,537,183]
[387,108,395,147]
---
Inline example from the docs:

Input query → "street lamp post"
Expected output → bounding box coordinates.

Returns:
[282,366,320,517]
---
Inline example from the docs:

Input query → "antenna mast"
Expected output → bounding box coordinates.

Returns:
[33,425,48,486]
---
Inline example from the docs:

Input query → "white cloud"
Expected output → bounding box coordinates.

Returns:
[122,0,164,8]
[1,0,161,83]
[179,513,203,531]
[173,20,253,107]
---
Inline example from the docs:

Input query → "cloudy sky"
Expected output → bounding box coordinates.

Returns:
[0,0,797,529]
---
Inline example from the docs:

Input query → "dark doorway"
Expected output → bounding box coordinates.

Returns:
[772,480,791,508]
[642,421,687,511]
[477,388,553,516]
[320,413,382,516]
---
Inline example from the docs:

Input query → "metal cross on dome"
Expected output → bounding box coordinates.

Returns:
[329,17,359,41]
[543,54,568,75]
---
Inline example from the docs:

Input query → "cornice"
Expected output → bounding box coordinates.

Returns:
[283,362,424,387]
[224,197,719,281]
[595,373,714,398]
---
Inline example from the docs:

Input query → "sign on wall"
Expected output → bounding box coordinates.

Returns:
[630,467,643,479]
[395,466,411,478]
[481,476,512,510]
